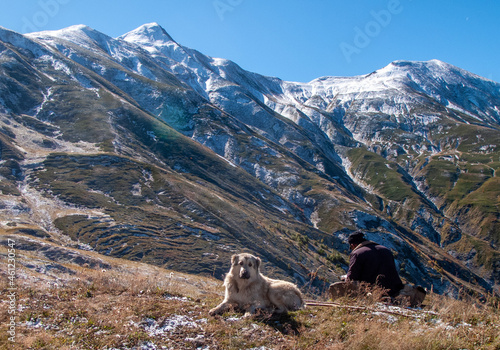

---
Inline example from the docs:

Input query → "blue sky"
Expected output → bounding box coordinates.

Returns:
[1,0,499,83]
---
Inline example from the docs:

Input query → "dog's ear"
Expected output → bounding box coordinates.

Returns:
[231,254,239,266]
[255,256,261,270]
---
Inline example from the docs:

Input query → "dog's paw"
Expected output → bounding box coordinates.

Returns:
[208,308,217,316]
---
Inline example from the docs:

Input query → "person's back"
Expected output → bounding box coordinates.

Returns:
[347,240,403,297]
[329,231,404,300]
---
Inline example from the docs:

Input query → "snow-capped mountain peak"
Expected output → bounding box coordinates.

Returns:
[25,23,119,57]
[119,22,175,50]
[28,24,101,41]
[278,59,500,126]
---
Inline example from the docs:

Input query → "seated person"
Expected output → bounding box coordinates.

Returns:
[329,231,404,300]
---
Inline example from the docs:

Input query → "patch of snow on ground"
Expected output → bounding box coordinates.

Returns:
[135,315,207,338]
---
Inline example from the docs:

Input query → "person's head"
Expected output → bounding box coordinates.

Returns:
[348,231,366,250]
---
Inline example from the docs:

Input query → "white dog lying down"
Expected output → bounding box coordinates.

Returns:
[209,253,304,316]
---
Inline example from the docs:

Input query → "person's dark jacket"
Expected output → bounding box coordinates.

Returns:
[346,240,404,297]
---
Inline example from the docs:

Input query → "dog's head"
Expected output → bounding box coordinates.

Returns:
[231,253,261,280]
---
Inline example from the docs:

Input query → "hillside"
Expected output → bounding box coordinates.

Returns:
[1,231,499,349]
[0,23,499,298]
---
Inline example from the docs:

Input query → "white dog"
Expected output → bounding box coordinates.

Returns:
[209,253,304,316]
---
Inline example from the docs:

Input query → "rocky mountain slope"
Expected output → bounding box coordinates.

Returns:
[0,23,498,297]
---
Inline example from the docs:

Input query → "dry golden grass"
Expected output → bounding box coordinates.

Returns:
[1,256,499,350]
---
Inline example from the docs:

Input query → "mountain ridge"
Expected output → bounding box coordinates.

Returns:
[0,23,498,298]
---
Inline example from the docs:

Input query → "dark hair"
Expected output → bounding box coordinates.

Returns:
[348,231,366,245]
